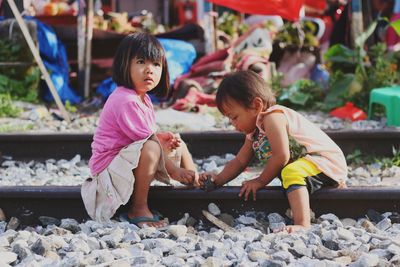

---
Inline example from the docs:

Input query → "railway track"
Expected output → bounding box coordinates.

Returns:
[1,186,399,225]
[1,129,399,225]
[0,129,399,160]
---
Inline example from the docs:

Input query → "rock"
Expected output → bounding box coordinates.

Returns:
[366,209,384,224]
[0,208,5,221]
[375,218,391,231]
[208,203,221,216]
[337,227,355,241]
[168,225,187,238]
[31,238,51,256]
[218,213,235,227]
[237,215,257,225]
[333,256,352,265]
[0,251,17,265]
[38,216,61,227]
[349,253,379,267]
[6,217,20,231]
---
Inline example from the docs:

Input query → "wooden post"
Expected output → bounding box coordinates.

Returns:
[351,0,364,48]
[6,0,70,122]
[84,0,93,98]
[77,0,86,97]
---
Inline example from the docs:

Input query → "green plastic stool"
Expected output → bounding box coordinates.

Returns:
[368,86,400,126]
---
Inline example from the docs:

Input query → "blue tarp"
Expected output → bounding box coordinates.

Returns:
[0,16,81,103]
[96,37,196,100]
[29,17,82,104]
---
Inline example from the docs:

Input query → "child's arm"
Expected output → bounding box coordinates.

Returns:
[240,112,290,200]
[164,156,195,185]
[199,138,254,187]
[150,134,195,185]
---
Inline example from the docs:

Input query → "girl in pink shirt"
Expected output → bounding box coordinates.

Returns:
[199,71,347,233]
[82,33,196,227]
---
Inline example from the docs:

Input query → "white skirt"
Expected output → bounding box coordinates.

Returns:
[81,136,177,223]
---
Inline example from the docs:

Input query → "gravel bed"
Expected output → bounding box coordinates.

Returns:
[0,204,400,266]
[1,154,400,187]
[1,105,398,133]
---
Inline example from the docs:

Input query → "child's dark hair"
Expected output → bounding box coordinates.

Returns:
[216,70,276,114]
[112,32,170,98]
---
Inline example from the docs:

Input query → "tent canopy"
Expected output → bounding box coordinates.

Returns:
[207,0,304,21]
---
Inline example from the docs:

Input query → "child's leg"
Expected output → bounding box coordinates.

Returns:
[286,187,311,232]
[280,158,322,232]
[179,141,197,172]
[130,139,165,227]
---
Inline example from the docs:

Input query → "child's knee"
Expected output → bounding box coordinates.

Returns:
[280,165,306,190]
[142,139,162,161]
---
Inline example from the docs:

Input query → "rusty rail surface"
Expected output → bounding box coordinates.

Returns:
[0,129,399,160]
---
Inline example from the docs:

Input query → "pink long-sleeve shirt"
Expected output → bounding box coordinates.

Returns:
[89,87,156,175]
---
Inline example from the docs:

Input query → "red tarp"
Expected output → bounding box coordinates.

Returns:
[304,0,327,11]
[207,0,304,21]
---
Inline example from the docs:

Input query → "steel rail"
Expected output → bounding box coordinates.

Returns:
[0,129,399,160]
[0,186,399,225]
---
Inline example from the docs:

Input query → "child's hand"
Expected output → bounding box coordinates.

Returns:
[198,172,218,188]
[157,131,181,151]
[239,178,265,201]
[170,167,195,185]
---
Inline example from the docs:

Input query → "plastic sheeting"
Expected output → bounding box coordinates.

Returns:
[28,17,81,104]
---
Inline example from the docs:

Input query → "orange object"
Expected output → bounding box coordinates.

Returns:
[43,3,59,16]
[329,102,367,121]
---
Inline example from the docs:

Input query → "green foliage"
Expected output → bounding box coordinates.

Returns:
[275,21,319,49]
[65,100,77,113]
[324,42,400,111]
[390,19,400,36]
[346,147,400,168]
[0,39,40,102]
[278,79,324,110]
[217,12,248,37]
[0,93,22,118]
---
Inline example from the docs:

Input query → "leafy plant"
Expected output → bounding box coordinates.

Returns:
[278,79,324,109]
[0,39,40,102]
[217,12,248,37]
[275,21,319,49]
[65,100,77,113]
[0,93,22,118]
[346,147,400,168]
[323,19,400,111]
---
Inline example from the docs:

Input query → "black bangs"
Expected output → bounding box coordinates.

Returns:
[131,34,164,62]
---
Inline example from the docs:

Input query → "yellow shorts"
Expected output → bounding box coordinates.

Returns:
[280,158,338,194]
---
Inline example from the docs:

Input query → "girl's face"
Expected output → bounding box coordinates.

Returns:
[130,57,162,94]
[222,98,261,134]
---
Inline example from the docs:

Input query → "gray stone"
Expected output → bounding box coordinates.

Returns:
[0,251,18,265]
[268,213,286,224]
[0,208,5,221]
[349,253,379,267]
[208,203,221,216]
[6,217,20,231]
[31,238,51,256]
[337,227,355,241]
[39,216,61,227]
[168,225,187,238]
[218,213,235,227]
[162,255,186,266]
